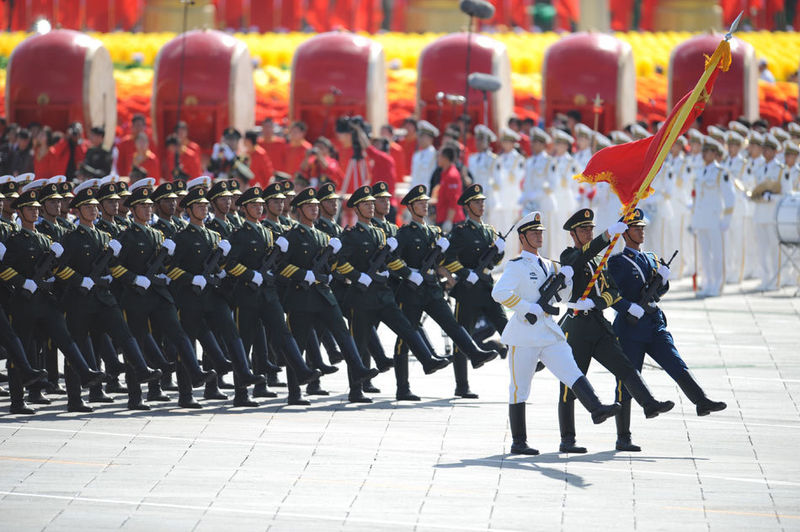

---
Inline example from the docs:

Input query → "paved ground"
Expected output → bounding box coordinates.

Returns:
[1,278,799,531]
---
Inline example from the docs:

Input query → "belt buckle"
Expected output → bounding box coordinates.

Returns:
[581,310,589,316]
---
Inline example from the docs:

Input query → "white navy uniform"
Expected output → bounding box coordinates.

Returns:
[548,153,579,251]
[493,150,526,256]
[753,156,785,290]
[410,145,437,190]
[467,149,497,212]
[520,151,556,257]
[742,154,764,278]
[723,151,748,284]
[492,250,583,404]
[691,160,735,296]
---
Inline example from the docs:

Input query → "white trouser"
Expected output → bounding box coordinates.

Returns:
[755,221,780,289]
[696,227,724,295]
[508,341,583,404]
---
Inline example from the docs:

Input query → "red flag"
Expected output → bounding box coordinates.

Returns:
[575,42,731,207]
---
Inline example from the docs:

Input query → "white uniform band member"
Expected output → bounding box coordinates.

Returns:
[492,211,619,455]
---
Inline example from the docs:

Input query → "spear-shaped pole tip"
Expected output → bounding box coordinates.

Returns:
[725,11,743,41]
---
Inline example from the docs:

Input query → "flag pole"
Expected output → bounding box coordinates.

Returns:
[572,13,741,313]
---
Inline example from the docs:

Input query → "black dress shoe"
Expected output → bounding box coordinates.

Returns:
[10,403,36,415]
[510,442,539,455]
[146,392,172,402]
[396,391,421,401]
[0,386,8,397]
[127,401,151,411]
[328,351,344,365]
[348,392,373,404]
[644,400,675,419]
[233,397,260,407]
[267,374,287,387]
[297,369,323,386]
[423,358,451,375]
[252,384,278,398]
[22,369,48,388]
[287,397,311,406]
[306,381,329,396]
[454,389,479,399]
[27,390,52,405]
[696,398,727,417]
[218,379,235,390]
[559,441,588,454]
[203,389,228,400]
[615,438,642,452]
[375,357,394,373]
[80,370,107,389]
[316,365,339,376]
[191,370,217,389]
[67,401,94,413]
[46,382,67,395]
[136,368,163,385]
[362,382,381,394]
[352,367,380,386]
[88,391,115,403]
[239,373,267,388]
[105,381,129,394]
[178,398,203,409]
[469,350,499,370]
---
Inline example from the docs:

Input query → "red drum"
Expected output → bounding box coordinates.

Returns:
[417,33,512,134]
[152,29,254,154]
[542,32,635,134]
[669,34,758,127]
[5,29,116,149]
[290,32,387,140]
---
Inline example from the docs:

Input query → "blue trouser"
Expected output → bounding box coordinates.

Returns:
[615,328,689,402]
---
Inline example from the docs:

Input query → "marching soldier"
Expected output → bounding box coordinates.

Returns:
[492,211,619,455]
[608,209,727,451]
[2,187,105,414]
[392,185,499,398]
[557,208,674,453]
[223,185,321,405]
[336,185,449,402]
[278,186,380,401]
[442,184,507,398]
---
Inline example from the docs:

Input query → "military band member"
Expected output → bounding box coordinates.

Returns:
[492,211,619,455]
[278,186,380,401]
[608,209,727,451]
[558,208,674,454]
[521,127,556,259]
[392,185,499,398]
[492,128,525,256]
[442,184,507,398]
[2,188,105,414]
[335,186,446,401]
[723,131,748,284]
[224,185,320,405]
[753,133,784,291]
[466,125,498,215]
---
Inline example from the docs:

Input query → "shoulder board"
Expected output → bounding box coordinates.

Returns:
[509,257,523,262]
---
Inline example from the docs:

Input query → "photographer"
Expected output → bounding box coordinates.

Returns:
[80,126,113,179]
[335,116,396,196]
[49,122,87,180]
[299,137,342,188]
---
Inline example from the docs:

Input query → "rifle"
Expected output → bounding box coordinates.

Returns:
[300,244,334,289]
[247,245,283,290]
[80,247,114,293]
[626,250,679,325]
[133,246,169,295]
[193,247,223,295]
[524,270,567,325]
[473,225,514,284]
[357,243,393,291]
[21,250,56,298]
[416,244,444,286]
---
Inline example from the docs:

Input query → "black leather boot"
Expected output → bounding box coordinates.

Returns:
[147,380,171,402]
[88,385,115,403]
[448,325,499,369]
[558,400,587,454]
[233,387,260,407]
[253,382,278,398]
[286,369,311,405]
[674,371,727,416]
[509,402,539,455]
[8,365,36,414]
[622,371,675,418]
[225,336,266,388]
[62,342,106,388]
[27,383,52,404]
[306,380,329,396]
[320,327,344,365]
[453,352,478,398]
[119,338,162,385]
[6,335,47,387]
[571,376,621,424]
[204,377,228,400]
[279,336,323,386]
[305,333,339,375]
[404,330,450,374]
[126,369,150,411]
[615,400,641,451]
[393,351,420,401]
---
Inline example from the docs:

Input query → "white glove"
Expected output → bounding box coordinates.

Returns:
[386,236,398,251]
[222,144,236,160]
[101,275,112,283]
[303,270,316,285]
[377,269,390,278]
[560,265,574,282]
[22,278,37,294]
[493,237,505,253]
[134,275,151,290]
[627,303,645,318]
[155,273,170,284]
[328,237,342,254]
[358,272,372,287]
[275,236,289,253]
[162,238,176,256]
[108,239,122,257]
[211,143,222,159]
[191,275,207,290]
[528,302,544,317]
[218,239,231,256]
[0,242,5,261]
[573,298,596,311]
[466,271,479,284]
[217,270,227,279]
[80,277,95,291]
[50,242,64,258]
[251,271,263,286]
[657,264,670,284]
[435,236,450,252]
[607,221,629,236]
[408,271,423,286]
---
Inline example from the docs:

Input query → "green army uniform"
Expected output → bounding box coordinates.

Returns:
[336,185,450,401]
[557,208,674,453]
[0,179,20,242]
[392,185,497,396]
[224,186,317,404]
[441,184,508,397]
[2,189,105,412]
[278,187,378,399]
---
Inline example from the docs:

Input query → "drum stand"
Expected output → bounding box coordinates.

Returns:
[779,242,800,296]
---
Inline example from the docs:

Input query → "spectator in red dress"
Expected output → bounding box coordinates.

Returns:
[175,121,203,171]
[434,145,465,231]
[284,121,312,176]
[116,113,149,177]
[165,134,202,181]
[242,130,273,187]
[258,117,287,172]
[129,133,161,182]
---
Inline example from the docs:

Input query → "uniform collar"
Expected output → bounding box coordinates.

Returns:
[466,217,481,229]
[245,220,260,230]
[520,250,539,261]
